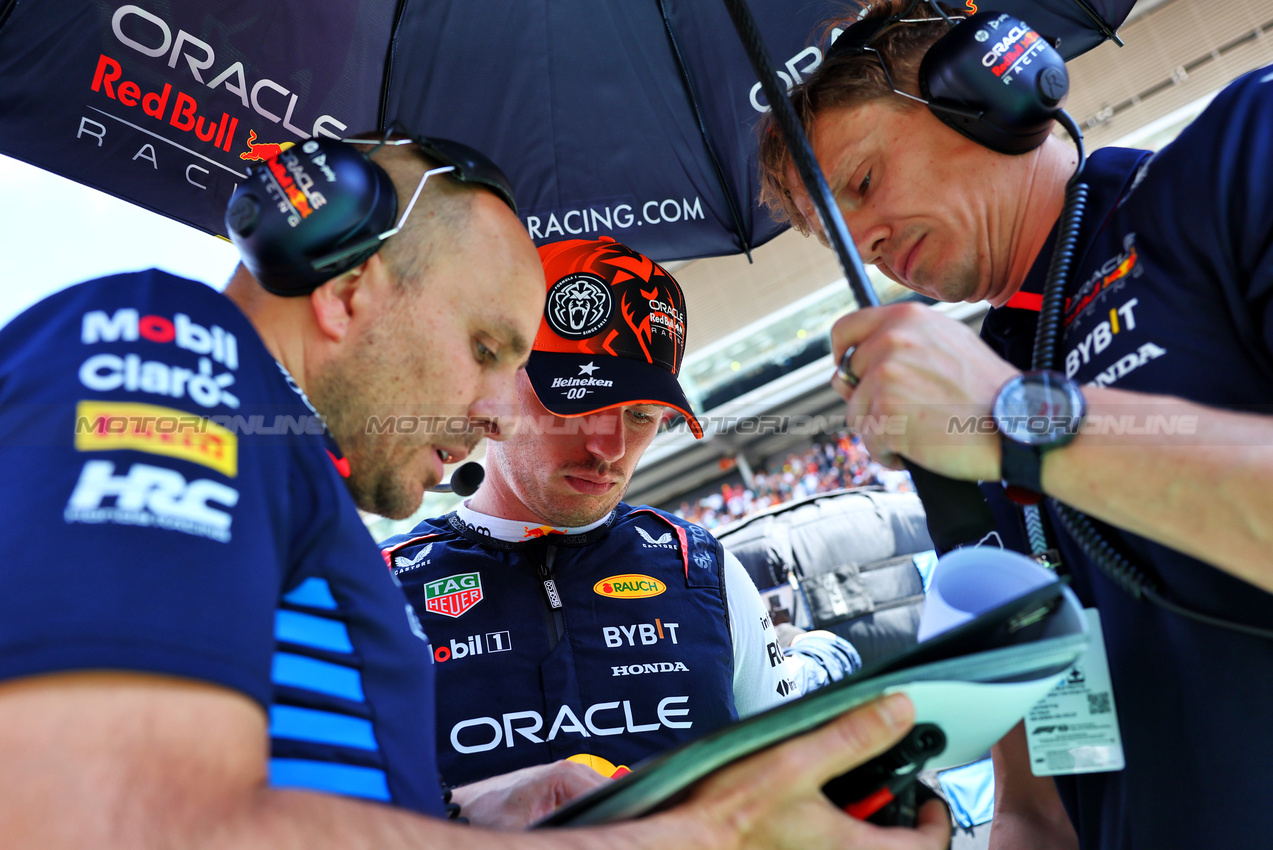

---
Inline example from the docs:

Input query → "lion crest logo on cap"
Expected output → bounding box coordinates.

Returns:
[546,273,612,339]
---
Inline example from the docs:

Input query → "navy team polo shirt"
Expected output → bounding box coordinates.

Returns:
[981,67,1273,850]
[0,270,444,817]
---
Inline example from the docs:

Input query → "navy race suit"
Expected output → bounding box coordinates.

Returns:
[980,67,1273,850]
[0,271,444,816]
[382,504,750,785]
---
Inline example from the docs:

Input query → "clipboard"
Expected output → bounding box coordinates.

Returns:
[538,579,1088,827]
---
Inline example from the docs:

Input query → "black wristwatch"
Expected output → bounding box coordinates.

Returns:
[992,370,1086,500]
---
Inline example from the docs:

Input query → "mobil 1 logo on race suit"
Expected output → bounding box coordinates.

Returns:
[389,506,737,786]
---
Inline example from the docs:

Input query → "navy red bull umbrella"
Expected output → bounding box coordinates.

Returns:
[0,0,1136,263]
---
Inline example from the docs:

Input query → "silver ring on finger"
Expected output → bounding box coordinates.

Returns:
[835,346,860,388]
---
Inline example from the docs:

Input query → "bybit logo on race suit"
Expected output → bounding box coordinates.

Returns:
[1065,298,1144,379]
[450,696,692,754]
[424,572,483,618]
[64,459,239,543]
[433,631,512,663]
[602,620,680,647]
[593,574,666,599]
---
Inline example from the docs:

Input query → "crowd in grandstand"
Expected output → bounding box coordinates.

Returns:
[674,431,912,529]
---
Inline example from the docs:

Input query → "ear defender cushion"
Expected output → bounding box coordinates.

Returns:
[225,137,398,296]
[919,11,1069,155]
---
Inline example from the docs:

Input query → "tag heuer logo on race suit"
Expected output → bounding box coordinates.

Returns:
[593,574,666,599]
[424,572,483,618]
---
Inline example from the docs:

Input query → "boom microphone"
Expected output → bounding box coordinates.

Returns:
[430,462,485,497]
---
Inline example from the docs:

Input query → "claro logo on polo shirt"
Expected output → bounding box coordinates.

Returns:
[593,574,665,599]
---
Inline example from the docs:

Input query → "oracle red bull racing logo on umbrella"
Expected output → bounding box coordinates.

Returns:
[424,572,484,618]
[593,574,666,599]
[240,129,295,162]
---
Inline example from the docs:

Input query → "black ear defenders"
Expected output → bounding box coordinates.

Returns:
[827,2,1070,155]
[226,138,398,297]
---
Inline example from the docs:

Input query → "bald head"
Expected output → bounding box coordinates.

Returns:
[362,142,479,292]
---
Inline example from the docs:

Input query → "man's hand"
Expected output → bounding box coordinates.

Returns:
[649,692,952,850]
[451,760,609,830]
[829,303,1018,480]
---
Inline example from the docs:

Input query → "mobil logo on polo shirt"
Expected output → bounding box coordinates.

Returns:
[424,571,483,618]
[593,574,665,599]
[81,308,239,369]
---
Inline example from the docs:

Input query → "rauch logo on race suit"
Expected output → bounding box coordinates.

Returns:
[593,574,665,599]
[424,572,483,618]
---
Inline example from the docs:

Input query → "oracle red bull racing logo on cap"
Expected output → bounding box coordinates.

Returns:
[593,574,666,599]
[424,572,484,618]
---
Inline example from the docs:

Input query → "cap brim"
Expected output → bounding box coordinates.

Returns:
[525,351,704,439]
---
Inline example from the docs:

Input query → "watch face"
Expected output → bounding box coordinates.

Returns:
[993,372,1085,447]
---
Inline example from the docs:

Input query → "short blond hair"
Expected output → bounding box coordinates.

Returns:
[757,1,953,233]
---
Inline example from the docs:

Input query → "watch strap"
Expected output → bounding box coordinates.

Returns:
[999,433,1044,495]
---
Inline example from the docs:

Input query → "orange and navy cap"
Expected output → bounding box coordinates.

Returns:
[527,237,703,439]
